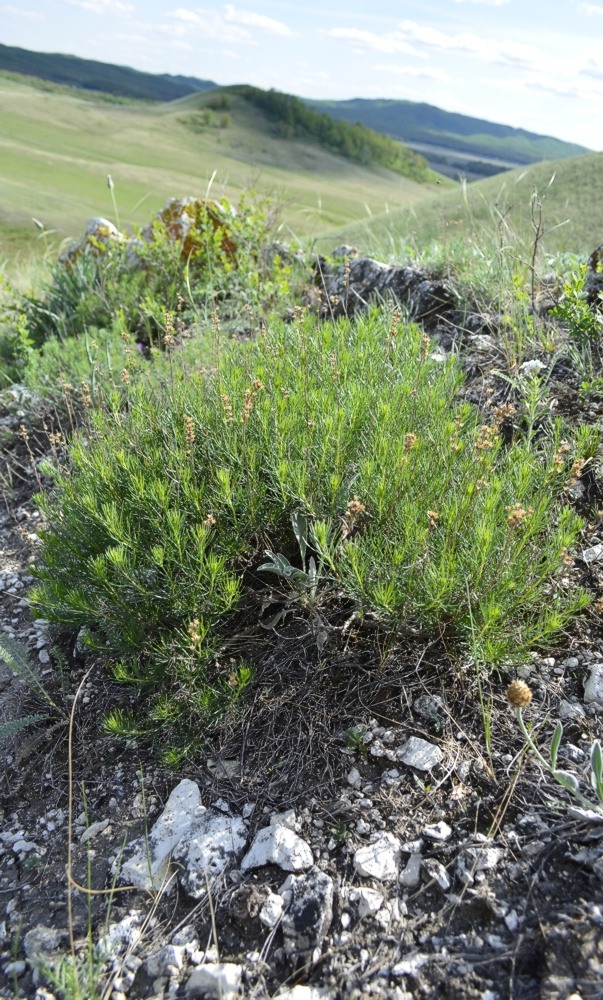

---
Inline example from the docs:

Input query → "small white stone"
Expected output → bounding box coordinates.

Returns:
[355,887,384,917]
[270,809,298,831]
[276,987,333,999]
[355,819,371,836]
[174,811,247,899]
[505,909,519,932]
[3,960,26,976]
[38,649,50,664]
[584,664,603,706]
[561,657,580,669]
[259,892,284,928]
[462,845,502,871]
[241,825,312,873]
[422,821,452,842]
[13,839,36,853]
[422,858,451,890]
[392,953,429,978]
[399,853,422,888]
[347,767,362,787]
[400,838,423,854]
[145,946,185,979]
[559,699,586,721]
[186,962,242,998]
[80,819,110,844]
[353,832,400,881]
[582,544,603,564]
[397,737,443,771]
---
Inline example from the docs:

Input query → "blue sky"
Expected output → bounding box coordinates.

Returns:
[2,0,603,149]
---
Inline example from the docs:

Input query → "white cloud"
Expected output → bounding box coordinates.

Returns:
[374,63,452,82]
[579,3,603,12]
[224,4,292,37]
[329,28,417,56]
[454,0,510,5]
[3,4,45,18]
[330,20,547,73]
[65,0,133,11]
[167,5,292,44]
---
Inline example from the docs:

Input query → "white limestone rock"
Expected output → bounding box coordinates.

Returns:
[422,858,451,891]
[354,832,401,881]
[259,891,285,928]
[422,821,452,842]
[351,886,384,917]
[241,823,313,873]
[119,779,201,891]
[399,852,422,889]
[584,663,603,707]
[186,962,242,998]
[397,737,443,771]
[281,868,334,958]
[174,810,247,899]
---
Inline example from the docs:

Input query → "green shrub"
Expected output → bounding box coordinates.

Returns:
[0,194,295,385]
[29,308,595,742]
[553,262,603,348]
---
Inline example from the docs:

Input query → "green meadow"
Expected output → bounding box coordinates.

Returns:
[0,75,445,279]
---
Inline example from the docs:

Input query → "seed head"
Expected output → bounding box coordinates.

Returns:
[507,679,532,709]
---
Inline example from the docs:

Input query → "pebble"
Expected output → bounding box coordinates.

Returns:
[422,858,451,891]
[354,833,401,881]
[581,544,603,564]
[559,699,586,721]
[399,852,422,888]
[397,737,443,771]
[241,823,313,873]
[185,963,242,998]
[259,892,284,928]
[350,887,384,917]
[584,663,603,706]
[422,821,452,842]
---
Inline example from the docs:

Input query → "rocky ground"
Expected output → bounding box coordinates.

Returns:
[1,256,603,1000]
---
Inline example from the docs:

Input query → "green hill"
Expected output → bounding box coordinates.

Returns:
[207,86,435,183]
[323,152,603,260]
[308,98,590,181]
[0,43,215,102]
[0,75,447,276]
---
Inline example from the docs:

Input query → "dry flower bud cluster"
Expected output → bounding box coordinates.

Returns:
[342,495,367,539]
[184,414,195,447]
[505,503,533,528]
[475,424,496,451]
[493,402,516,427]
[507,679,532,709]
[427,509,439,529]
[241,380,264,425]
[188,618,201,645]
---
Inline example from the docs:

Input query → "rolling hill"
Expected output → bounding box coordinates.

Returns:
[0,43,215,102]
[308,99,590,181]
[0,45,588,182]
[0,74,446,275]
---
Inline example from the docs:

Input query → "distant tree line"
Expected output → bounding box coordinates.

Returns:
[229,86,434,182]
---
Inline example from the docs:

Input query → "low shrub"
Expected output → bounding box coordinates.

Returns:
[29,308,596,743]
[0,193,296,386]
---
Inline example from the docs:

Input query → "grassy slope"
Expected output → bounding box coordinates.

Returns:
[324,154,603,259]
[0,76,447,275]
